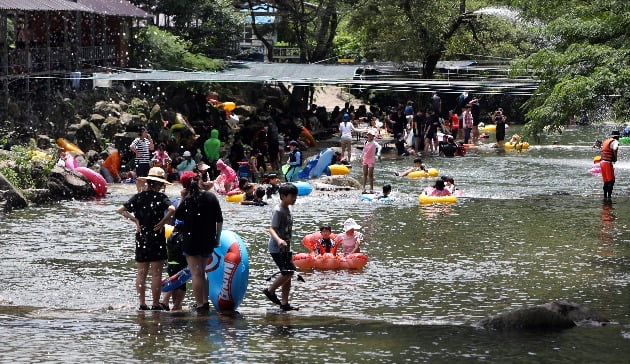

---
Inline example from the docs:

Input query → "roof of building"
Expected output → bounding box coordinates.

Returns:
[89,62,539,95]
[76,0,151,18]
[0,0,151,18]
[0,0,92,12]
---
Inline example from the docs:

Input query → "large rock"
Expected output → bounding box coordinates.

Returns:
[101,115,123,140]
[314,175,361,189]
[72,119,104,153]
[47,165,94,200]
[477,300,610,330]
[0,171,28,212]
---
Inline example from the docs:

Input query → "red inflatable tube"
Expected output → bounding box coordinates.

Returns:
[75,166,107,196]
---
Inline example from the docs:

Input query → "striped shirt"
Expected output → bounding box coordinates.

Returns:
[130,137,151,164]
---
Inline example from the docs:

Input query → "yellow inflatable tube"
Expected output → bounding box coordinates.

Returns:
[407,171,429,178]
[56,138,84,154]
[504,141,530,150]
[226,193,244,203]
[419,194,458,204]
[329,164,350,175]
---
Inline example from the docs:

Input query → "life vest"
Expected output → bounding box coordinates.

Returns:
[315,238,339,255]
[288,150,302,166]
[600,138,617,162]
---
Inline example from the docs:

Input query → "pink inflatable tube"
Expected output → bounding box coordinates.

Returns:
[75,167,107,196]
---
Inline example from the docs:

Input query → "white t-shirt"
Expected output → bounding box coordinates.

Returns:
[339,122,355,140]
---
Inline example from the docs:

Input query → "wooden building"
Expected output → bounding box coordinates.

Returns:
[0,0,151,120]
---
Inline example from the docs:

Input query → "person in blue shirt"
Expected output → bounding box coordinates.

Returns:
[285,140,302,182]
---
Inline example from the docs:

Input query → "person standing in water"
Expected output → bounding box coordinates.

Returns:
[600,130,620,200]
[361,129,382,194]
[130,126,155,192]
[339,113,355,162]
[117,167,175,310]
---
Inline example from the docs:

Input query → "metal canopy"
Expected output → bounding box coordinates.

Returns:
[89,62,540,95]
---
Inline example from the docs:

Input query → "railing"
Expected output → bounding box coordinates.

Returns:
[1,45,119,76]
[272,47,300,61]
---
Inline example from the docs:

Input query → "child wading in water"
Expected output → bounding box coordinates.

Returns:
[361,129,382,194]
[263,183,300,311]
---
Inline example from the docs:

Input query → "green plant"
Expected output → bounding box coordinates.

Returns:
[0,144,57,190]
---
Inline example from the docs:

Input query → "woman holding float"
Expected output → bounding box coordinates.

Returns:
[174,172,223,312]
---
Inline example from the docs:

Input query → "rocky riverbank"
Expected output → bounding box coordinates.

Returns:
[0,84,361,212]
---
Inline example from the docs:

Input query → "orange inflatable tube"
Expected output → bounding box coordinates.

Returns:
[57,138,84,154]
[102,151,120,178]
[300,127,316,147]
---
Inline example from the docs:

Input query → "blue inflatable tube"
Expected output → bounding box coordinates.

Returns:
[291,181,313,196]
[161,266,192,292]
[206,230,249,311]
[309,148,334,178]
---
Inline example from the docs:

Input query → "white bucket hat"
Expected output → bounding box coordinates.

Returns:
[343,218,361,232]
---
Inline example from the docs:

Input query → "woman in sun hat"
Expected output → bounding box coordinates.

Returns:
[117,167,176,311]
[333,218,364,255]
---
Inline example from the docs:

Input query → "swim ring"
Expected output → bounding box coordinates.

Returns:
[291,181,313,196]
[226,193,244,203]
[504,141,530,150]
[221,102,236,112]
[206,230,249,311]
[427,168,439,177]
[407,171,429,178]
[293,232,368,269]
[418,193,457,204]
[293,252,368,270]
[75,166,107,196]
[360,194,393,203]
[328,164,350,175]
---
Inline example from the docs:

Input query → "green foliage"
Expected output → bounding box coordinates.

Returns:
[131,25,225,71]
[0,144,57,190]
[515,0,630,136]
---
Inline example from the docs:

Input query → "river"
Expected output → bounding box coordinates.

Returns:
[1,125,629,363]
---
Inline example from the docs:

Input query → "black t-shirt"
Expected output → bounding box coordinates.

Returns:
[123,190,172,229]
[175,191,223,256]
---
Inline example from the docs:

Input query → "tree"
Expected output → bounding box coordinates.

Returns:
[511,0,630,136]
[349,0,482,78]
[247,0,344,63]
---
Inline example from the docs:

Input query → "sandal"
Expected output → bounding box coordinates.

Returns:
[280,303,299,311]
[152,303,170,311]
[138,304,150,311]
[263,288,281,305]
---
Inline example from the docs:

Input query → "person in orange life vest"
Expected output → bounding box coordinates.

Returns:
[600,130,620,200]
[313,226,339,255]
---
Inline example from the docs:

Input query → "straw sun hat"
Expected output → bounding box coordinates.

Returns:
[139,167,171,184]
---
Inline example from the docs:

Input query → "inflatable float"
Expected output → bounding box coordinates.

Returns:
[291,181,313,196]
[360,194,393,203]
[328,164,350,175]
[299,148,334,179]
[56,137,84,154]
[619,137,630,145]
[207,230,249,311]
[292,232,368,270]
[504,141,530,150]
[418,193,457,204]
[226,193,244,203]
[300,127,316,147]
[407,168,439,178]
[160,227,249,311]
[74,166,107,196]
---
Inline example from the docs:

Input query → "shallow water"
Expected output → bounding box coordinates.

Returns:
[1,125,629,363]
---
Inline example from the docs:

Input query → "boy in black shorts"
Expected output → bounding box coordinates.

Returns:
[263,183,299,311]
